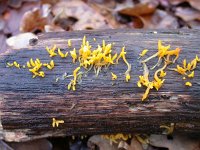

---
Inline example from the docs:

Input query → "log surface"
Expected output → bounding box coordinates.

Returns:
[0,29,200,142]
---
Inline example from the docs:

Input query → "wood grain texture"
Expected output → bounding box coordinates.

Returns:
[0,29,200,142]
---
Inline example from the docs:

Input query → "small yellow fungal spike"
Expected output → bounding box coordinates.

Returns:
[139,49,148,57]
[125,74,130,82]
[50,60,54,68]
[58,48,65,58]
[30,58,35,66]
[111,72,117,80]
[188,71,194,78]
[68,39,72,47]
[185,82,192,87]
[93,38,96,41]
[196,55,200,62]
[159,70,166,78]
[52,118,64,127]
[70,48,77,63]
[183,59,187,69]
[13,61,20,68]
[6,62,13,67]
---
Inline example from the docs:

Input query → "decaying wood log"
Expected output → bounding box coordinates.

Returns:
[0,29,200,142]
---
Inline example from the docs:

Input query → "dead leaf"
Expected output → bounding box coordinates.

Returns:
[3,2,40,35]
[149,134,200,150]
[139,10,179,29]
[119,3,157,17]
[169,0,200,11]
[7,0,39,8]
[118,137,143,150]
[20,7,49,32]
[175,7,200,22]
[8,139,52,150]
[52,0,112,30]
[44,24,65,32]
[89,3,122,28]
[88,135,118,150]
[6,32,38,49]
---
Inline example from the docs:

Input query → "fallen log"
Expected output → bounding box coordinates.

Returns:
[0,29,200,142]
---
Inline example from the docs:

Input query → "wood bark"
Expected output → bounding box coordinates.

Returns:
[0,29,200,142]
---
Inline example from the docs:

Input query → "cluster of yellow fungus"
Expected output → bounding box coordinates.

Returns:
[66,36,131,90]
[102,133,131,144]
[27,58,45,78]
[7,61,20,68]
[172,55,200,86]
[52,118,64,127]
[46,45,68,58]
[46,45,57,57]
[138,40,181,101]
[6,36,131,92]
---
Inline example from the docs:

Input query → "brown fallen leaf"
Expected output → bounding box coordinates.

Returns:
[8,139,52,150]
[175,7,200,22]
[139,9,179,29]
[89,3,122,29]
[118,137,143,150]
[169,0,200,11]
[52,0,112,30]
[7,0,39,8]
[6,32,38,49]
[3,2,40,35]
[20,7,49,32]
[149,134,200,150]
[119,3,157,17]
[88,135,118,150]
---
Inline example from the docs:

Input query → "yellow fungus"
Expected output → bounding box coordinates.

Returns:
[185,82,192,87]
[174,65,186,75]
[58,48,67,58]
[46,45,57,57]
[102,134,131,144]
[111,72,117,80]
[183,59,187,69]
[116,46,131,82]
[68,67,81,91]
[159,70,166,78]
[70,48,77,63]
[191,59,197,70]
[68,39,72,47]
[52,118,64,127]
[196,55,200,62]
[188,71,194,78]
[160,123,174,135]
[6,62,13,67]
[139,49,148,57]
[93,38,96,41]
[187,63,192,71]
[135,134,149,144]
[183,76,186,80]
[13,61,20,68]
